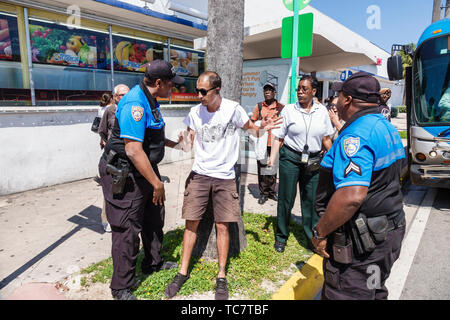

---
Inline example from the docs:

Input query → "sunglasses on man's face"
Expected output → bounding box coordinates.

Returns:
[195,87,217,96]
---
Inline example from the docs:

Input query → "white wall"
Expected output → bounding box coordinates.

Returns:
[0,106,192,195]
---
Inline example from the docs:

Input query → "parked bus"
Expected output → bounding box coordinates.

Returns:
[388,19,450,188]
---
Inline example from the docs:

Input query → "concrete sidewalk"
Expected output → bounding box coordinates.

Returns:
[0,158,300,300]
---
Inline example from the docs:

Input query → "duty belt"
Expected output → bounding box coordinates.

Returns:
[386,210,406,231]
[284,144,321,158]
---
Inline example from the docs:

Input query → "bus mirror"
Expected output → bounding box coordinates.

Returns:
[387,56,403,80]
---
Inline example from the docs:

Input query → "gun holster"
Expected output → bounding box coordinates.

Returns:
[332,227,353,264]
[105,150,130,195]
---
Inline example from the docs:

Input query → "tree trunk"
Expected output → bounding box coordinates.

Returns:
[432,0,442,22]
[192,0,247,261]
[445,0,450,18]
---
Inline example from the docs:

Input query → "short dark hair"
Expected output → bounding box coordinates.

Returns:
[143,76,171,87]
[299,75,319,90]
[199,71,222,89]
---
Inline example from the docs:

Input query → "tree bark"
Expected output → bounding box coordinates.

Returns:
[192,0,247,261]
[432,0,442,22]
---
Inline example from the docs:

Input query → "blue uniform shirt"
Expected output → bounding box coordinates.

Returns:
[116,84,165,142]
[316,107,405,218]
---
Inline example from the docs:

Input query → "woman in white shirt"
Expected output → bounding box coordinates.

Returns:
[269,75,333,253]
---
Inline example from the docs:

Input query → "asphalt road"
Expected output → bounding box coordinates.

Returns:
[399,187,450,300]
[385,185,450,300]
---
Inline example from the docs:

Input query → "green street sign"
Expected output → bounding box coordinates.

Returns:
[281,13,314,59]
[283,0,311,12]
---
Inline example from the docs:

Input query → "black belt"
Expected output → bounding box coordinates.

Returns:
[387,210,406,231]
[284,144,321,157]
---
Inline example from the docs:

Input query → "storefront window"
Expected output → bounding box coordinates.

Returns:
[29,20,108,69]
[109,34,167,92]
[0,13,20,62]
[28,18,110,105]
[165,45,205,104]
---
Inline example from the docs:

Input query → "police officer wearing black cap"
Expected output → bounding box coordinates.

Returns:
[313,72,406,300]
[99,60,185,300]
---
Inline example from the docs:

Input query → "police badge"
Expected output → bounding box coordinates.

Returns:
[343,137,360,157]
[131,106,144,122]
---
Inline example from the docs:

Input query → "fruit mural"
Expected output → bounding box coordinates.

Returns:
[167,48,200,77]
[0,18,13,60]
[112,38,162,72]
[29,23,101,68]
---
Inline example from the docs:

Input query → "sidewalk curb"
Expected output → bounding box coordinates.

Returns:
[271,254,324,300]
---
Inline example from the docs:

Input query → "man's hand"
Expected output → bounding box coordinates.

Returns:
[260,114,283,131]
[312,237,329,258]
[153,180,166,206]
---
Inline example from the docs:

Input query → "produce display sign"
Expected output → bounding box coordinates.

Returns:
[0,18,13,60]
[111,37,164,72]
[29,23,104,68]
[166,48,202,77]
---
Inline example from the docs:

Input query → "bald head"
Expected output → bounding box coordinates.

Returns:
[113,84,130,103]
[198,71,221,90]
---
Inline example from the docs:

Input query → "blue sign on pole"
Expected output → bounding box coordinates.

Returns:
[340,70,353,81]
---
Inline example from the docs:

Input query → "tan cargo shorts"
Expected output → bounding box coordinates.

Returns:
[181,171,241,222]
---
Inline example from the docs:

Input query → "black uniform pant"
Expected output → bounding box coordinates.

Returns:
[257,146,277,197]
[99,157,165,291]
[322,225,405,300]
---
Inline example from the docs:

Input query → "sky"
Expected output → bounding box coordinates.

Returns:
[309,0,435,53]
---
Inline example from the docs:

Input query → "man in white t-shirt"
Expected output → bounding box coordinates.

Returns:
[165,71,281,300]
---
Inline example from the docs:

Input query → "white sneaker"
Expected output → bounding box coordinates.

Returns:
[102,222,112,233]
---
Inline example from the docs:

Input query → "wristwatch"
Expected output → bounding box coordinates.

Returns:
[312,226,327,241]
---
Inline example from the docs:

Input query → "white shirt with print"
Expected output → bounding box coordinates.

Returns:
[272,101,334,153]
[183,98,249,179]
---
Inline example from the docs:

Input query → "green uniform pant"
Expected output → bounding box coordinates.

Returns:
[275,146,320,246]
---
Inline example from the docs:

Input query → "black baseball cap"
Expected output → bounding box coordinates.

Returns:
[145,60,185,84]
[331,72,380,103]
[263,82,276,91]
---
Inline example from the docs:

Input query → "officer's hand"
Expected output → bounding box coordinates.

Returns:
[312,238,330,259]
[153,181,166,206]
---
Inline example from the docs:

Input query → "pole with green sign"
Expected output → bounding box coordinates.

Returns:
[281,0,313,103]
[283,0,311,11]
[290,0,300,104]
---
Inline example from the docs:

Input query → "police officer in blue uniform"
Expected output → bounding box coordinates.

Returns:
[99,60,184,300]
[312,72,406,300]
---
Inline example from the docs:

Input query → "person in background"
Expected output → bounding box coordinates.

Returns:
[268,75,334,253]
[93,93,114,183]
[99,84,130,148]
[379,88,392,121]
[327,93,345,142]
[98,84,130,233]
[250,82,284,204]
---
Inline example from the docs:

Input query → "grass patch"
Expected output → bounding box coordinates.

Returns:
[80,212,313,300]
[398,130,407,139]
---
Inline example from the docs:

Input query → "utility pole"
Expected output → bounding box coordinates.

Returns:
[445,0,450,18]
[192,0,247,260]
[433,0,442,22]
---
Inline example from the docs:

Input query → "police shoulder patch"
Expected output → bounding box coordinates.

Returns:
[131,106,144,122]
[343,137,360,157]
